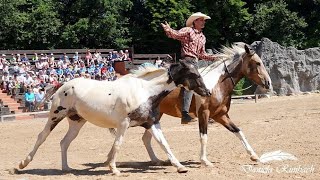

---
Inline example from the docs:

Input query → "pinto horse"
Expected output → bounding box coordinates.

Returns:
[141,43,272,166]
[18,61,211,175]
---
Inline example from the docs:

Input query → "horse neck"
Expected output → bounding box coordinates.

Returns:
[220,59,245,95]
[143,73,175,108]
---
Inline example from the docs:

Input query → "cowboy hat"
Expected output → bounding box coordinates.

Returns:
[186,12,211,27]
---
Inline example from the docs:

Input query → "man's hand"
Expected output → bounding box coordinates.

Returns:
[161,21,171,31]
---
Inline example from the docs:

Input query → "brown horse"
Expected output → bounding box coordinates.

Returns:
[141,43,272,166]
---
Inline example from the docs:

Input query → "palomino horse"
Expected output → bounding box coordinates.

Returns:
[141,43,272,166]
[18,61,211,175]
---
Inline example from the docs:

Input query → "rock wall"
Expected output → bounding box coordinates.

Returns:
[252,38,320,95]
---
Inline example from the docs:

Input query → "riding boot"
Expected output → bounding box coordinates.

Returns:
[181,88,197,124]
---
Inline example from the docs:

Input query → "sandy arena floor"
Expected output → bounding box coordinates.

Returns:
[1,94,320,180]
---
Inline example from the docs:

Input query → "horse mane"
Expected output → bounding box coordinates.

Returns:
[199,42,247,75]
[126,63,167,80]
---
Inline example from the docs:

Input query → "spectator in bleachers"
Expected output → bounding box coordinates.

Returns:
[35,58,45,70]
[24,87,35,112]
[118,50,127,61]
[85,49,92,66]
[79,61,87,73]
[49,73,59,86]
[72,52,80,63]
[7,76,15,95]
[0,54,6,62]
[12,62,20,74]
[0,60,3,73]
[61,53,69,62]
[56,58,63,67]
[125,49,131,61]
[49,53,55,67]
[56,65,64,78]
[16,54,21,62]
[12,74,23,95]
[107,64,116,81]
[21,53,29,63]
[35,88,45,111]
[48,67,56,75]
[93,49,102,64]
[87,63,95,75]
[62,59,69,69]
[18,63,26,75]
[32,53,39,62]
[33,84,40,94]
[1,72,9,90]
[10,54,17,64]
[23,73,34,90]
[111,51,118,60]
[107,52,112,61]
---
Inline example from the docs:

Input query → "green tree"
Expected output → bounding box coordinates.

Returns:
[56,0,133,49]
[286,0,320,48]
[190,0,252,49]
[129,0,191,53]
[250,0,307,48]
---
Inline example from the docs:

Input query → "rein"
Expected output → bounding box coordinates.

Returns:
[223,61,236,87]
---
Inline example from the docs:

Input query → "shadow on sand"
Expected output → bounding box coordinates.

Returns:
[13,160,207,176]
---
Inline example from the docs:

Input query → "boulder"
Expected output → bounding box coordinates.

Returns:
[252,38,320,96]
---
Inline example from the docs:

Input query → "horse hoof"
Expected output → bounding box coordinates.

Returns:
[250,155,260,162]
[62,167,73,173]
[201,161,214,167]
[18,161,25,169]
[177,166,188,173]
[112,170,121,176]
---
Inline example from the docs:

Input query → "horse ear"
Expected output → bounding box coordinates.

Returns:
[245,45,255,55]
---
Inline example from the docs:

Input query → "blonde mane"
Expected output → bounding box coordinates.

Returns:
[123,64,167,80]
[199,42,247,75]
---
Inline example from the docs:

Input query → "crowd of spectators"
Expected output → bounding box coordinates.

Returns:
[0,49,131,112]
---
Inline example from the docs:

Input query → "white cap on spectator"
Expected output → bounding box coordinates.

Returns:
[75,52,78,54]
[17,54,20,56]
[51,53,54,55]
[1,54,5,57]
[40,53,44,56]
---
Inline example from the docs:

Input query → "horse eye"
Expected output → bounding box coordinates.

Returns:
[256,62,261,66]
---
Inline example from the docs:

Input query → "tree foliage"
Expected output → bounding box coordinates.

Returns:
[250,0,307,48]
[0,0,318,51]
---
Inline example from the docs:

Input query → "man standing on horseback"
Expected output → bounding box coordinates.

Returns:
[161,12,217,124]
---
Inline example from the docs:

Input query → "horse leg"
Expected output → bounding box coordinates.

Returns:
[148,123,187,173]
[60,118,86,171]
[142,129,161,163]
[217,114,259,161]
[105,120,130,176]
[19,114,65,169]
[198,105,213,167]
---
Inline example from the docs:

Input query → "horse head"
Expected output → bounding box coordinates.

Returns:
[241,45,272,90]
[169,61,211,97]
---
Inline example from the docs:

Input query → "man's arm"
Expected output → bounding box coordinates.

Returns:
[198,43,216,61]
[161,22,190,41]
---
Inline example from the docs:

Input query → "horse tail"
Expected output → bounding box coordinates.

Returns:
[108,128,117,137]
[35,83,64,110]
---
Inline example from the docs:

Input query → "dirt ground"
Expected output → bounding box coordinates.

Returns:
[1,94,320,180]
